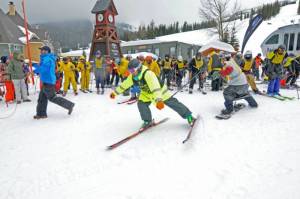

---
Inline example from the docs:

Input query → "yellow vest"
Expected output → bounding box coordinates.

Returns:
[177,61,185,69]
[267,51,286,64]
[163,60,172,69]
[243,59,254,72]
[95,58,103,69]
[195,59,204,69]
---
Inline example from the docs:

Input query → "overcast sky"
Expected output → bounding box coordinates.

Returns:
[0,0,277,25]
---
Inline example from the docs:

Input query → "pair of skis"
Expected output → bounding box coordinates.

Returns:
[107,115,200,151]
[261,91,295,101]
[117,98,138,105]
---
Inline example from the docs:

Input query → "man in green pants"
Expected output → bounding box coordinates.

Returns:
[110,59,196,128]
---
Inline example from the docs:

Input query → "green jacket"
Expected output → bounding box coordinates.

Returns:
[115,65,171,103]
[8,52,25,80]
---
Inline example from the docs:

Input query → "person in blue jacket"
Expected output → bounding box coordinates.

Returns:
[33,46,75,119]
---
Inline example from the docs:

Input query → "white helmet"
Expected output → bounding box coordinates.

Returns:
[178,56,183,61]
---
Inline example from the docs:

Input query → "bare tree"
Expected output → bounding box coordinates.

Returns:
[199,0,240,42]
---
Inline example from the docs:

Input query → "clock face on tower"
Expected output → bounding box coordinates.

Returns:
[97,14,104,22]
[108,14,114,23]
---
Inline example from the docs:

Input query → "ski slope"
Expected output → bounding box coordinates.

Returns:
[1,83,300,199]
[157,3,300,55]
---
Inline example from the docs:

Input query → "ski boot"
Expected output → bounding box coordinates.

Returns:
[74,91,78,96]
[221,108,233,116]
[101,89,105,95]
[62,92,67,97]
[189,88,193,94]
[187,115,196,126]
[140,120,154,130]
[97,88,100,95]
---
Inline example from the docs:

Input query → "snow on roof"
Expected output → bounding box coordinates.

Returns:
[18,26,40,44]
[60,49,90,58]
[121,39,171,47]
[157,28,219,46]
[199,41,235,53]
[124,52,158,60]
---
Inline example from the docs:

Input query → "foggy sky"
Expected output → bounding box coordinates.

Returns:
[0,0,277,25]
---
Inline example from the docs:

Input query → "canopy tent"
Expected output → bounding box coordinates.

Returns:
[199,41,236,56]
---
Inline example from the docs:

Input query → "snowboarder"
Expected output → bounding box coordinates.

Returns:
[33,46,75,119]
[188,52,207,94]
[265,44,288,96]
[208,51,224,91]
[77,56,92,93]
[7,52,31,104]
[240,51,262,94]
[59,57,78,96]
[217,54,258,117]
[110,59,196,128]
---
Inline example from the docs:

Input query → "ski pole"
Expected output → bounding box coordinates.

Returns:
[171,69,204,98]
[296,84,300,100]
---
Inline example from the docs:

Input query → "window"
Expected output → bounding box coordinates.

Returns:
[147,49,152,53]
[289,33,295,51]
[266,34,279,45]
[127,50,132,54]
[297,33,300,51]
[135,49,139,53]
[170,47,176,57]
[284,34,289,49]
[155,48,160,56]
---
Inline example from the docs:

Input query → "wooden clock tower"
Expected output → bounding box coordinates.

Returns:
[90,0,122,60]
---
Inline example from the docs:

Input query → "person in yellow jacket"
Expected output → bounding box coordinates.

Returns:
[144,56,161,77]
[188,53,207,94]
[161,54,172,88]
[110,59,196,128]
[240,51,262,94]
[59,57,78,96]
[77,56,92,93]
[265,44,288,96]
[208,51,224,91]
[284,53,300,88]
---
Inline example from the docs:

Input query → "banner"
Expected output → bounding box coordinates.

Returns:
[241,14,264,54]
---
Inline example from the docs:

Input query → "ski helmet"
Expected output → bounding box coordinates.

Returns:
[244,50,253,60]
[178,56,183,61]
[278,44,286,50]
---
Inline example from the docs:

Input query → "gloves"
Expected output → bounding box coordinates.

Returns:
[110,91,117,99]
[156,100,165,110]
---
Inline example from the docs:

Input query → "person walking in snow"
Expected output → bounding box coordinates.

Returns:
[265,44,288,96]
[110,59,196,128]
[161,54,173,89]
[218,54,258,116]
[188,52,207,94]
[284,54,300,88]
[208,51,224,91]
[33,46,75,119]
[7,52,31,104]
[175,56,187,89]
[93,51,109,95]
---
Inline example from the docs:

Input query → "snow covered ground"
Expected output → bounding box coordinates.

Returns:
[1,82,300,199]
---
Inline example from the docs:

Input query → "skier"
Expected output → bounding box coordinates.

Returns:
[59,57,78,96]
[110,58,120,87]
[33,46,75,119]
[77,56,92,93]
[217,54,258,117]
[7,52,31,104]
[265,44,288,96]
[110,59,196,128]
[240,51,262,94]
[208,51,224,91]
[188,52,207,94]
[161,54,172,89]
[173,56,187,90]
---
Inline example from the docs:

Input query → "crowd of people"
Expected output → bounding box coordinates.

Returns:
[0,44,300,121]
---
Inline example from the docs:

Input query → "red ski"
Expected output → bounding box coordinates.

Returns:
[182,115,200,144]
[117,98,138,105]
[107,118,169,150]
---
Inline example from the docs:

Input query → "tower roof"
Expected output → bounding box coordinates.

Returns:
[0,8,23,44]
[91,0,118,15]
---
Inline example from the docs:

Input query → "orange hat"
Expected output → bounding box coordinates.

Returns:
[145,56,153,62]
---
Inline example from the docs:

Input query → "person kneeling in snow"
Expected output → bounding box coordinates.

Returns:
[110,59,196,128]
[218,54,258,116]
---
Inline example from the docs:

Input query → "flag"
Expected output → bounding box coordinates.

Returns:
[241,14,264,54]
